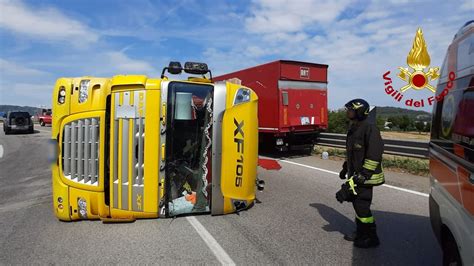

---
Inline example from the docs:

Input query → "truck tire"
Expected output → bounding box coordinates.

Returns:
[443,232,462,266]
[304,146,313,155]
[40,119,45,127]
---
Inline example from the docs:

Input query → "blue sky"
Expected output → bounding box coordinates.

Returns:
[0,0,472,111]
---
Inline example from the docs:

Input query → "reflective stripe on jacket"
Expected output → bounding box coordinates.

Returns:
[346,120,385,186]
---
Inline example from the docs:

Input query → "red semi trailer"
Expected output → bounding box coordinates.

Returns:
[214,60,328,152]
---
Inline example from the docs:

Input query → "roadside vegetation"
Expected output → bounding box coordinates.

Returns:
[328,107,431,134]
[313,145,430,177]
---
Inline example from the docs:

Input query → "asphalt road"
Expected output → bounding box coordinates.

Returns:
[0,126,441,265]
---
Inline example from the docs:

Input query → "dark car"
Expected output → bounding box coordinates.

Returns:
[3,111,34,134]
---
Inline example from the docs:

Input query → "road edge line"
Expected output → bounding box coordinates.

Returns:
[186,216,236,266]
[278,159,429,197]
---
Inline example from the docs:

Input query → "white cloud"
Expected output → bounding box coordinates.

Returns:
[0,51,159,106]
[0,58,48,77]
[207,0,472,111]
[0,82,53,106]
[245,0,351,34]
[11,83,53,97]
[460,0,473,11]
[0,0,98,46]
[203,47,262,75]
[103,52,159,75]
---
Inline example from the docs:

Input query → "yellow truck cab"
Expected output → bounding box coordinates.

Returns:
[51,62,262,222]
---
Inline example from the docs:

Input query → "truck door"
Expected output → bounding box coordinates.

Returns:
[109,88,160,219]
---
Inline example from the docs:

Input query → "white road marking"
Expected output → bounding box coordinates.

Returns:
[186,216,236,266]
[278,159,429,197]
[280,159,339,175]
[0,144,3,158]
[381,184,429,197]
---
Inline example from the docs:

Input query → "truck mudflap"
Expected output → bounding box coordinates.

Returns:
[212,82,259,215]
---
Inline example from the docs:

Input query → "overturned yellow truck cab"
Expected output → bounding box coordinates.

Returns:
[51,62,262,222]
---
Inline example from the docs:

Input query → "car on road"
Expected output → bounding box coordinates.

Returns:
[429,20,474,266]
[36,108,52,126]
[3,111,34,134]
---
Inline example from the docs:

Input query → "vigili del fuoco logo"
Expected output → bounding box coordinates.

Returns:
[382,28,452,108]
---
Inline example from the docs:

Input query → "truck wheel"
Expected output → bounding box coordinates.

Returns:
[40,120,45,127]
[443,233,462,266]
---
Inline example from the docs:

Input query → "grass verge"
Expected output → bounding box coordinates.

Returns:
[313,145,430,177]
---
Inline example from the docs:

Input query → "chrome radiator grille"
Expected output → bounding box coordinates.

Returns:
[62,118,100,186]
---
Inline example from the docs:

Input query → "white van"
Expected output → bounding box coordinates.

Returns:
[429,20,474,265]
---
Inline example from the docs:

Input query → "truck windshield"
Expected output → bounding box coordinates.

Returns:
[165,82,214,216]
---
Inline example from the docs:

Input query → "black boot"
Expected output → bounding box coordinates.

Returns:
[344,231,357,241]
[344,219,362,242]
[354,223,380,248]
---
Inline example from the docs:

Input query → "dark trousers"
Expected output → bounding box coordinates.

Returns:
[352,186,374,223]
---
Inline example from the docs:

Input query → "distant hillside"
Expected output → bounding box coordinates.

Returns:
[376,106,431,121]
[0,105,43,116]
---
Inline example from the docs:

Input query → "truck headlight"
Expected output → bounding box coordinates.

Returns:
[77,198,87,219]
[79,80,90,103]
[58,87,66,104]
[234,88,250,105]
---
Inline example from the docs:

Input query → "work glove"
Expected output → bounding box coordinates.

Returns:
[352,173,368,185]
[335,181,356,203]
[339,161,348,179]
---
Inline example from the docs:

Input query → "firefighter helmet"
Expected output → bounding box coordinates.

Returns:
[345,99,370,121]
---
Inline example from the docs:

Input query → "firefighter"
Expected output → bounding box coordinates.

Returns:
[335,98,385,248]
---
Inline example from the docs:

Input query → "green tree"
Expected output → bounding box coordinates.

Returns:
[424,122,432,132]
[327,109,349,133]
[398,115,412,131]
[415,121,425,133]
[387,116,401,130]
[376,117,386,131]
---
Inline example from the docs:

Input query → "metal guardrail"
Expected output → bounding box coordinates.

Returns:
[316,132,429,159]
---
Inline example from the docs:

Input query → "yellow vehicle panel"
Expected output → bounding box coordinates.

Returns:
[51,71,260,222]
[108,78,160,219]
[69,78,110,114]
[221,83,259,214]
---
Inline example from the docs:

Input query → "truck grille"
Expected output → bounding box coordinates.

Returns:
[112,90,146,211]
[62,118,100,186]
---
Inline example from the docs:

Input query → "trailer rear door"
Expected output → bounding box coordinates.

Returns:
[278,80,327,130]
